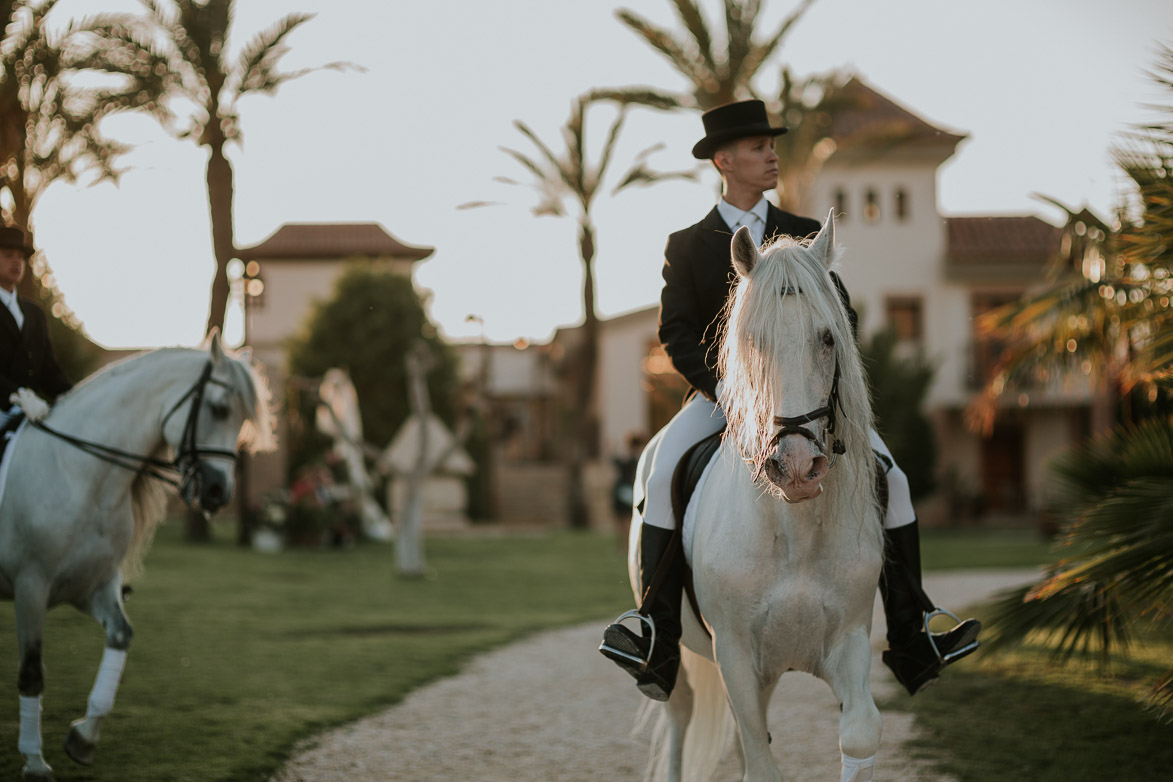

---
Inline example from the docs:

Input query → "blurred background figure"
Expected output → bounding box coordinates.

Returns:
[610,431,646,552]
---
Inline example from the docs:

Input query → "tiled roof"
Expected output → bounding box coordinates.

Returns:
[238,222,434,262]
[829,78,967,150]
[946,216,1062,267]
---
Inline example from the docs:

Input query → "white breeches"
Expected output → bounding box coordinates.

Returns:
[643,396,917,531]
[643,395,726,530]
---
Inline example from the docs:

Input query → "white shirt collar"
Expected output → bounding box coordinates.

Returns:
[0,287,22,328]
[717,197,769,241]
[717,197,768,227]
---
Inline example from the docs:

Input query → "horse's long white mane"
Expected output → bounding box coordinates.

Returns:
[55,343,275,576]
[718,231,879,538]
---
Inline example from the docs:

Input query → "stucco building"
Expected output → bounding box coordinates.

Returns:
[237,222,433,505]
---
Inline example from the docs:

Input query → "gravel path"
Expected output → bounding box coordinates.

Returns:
[271,569,1039,782]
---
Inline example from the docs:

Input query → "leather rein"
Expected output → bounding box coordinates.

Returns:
[31,361,238,492]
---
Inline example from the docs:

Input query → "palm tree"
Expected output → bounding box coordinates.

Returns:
[1,0,164,376]
[491,92,690,527]
[613,0,853,210]
[85,0,348,336]
[975,43,1173,721]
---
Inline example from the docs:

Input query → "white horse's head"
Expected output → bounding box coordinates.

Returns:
[719,210,873,504]
[161,332,276,514]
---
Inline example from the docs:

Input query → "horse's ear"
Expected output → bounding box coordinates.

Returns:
[207,328,224,365]
[730,225,758,278]
[808,208,836,270]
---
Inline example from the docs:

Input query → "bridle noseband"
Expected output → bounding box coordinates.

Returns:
[764,357,845,461]
[749,355,848,484]
[33,360,239,494]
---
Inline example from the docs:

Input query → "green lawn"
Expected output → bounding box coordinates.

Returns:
[3,521,1161,782]
[0,523,632,782]
[919,525,1058,570]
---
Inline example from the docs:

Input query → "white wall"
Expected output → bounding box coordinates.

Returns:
[598,308,658,457]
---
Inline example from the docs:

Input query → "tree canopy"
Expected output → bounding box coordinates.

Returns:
[286,263,458,475]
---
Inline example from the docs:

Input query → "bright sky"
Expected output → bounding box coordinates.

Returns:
[31,0,1173,348]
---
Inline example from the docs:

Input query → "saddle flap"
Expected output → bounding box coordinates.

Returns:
[665,428,724,638]
[670,428,725,527]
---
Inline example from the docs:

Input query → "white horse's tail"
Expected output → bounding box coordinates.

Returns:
[644,647,734,782]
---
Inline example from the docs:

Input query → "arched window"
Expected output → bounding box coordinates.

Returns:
[895,188,909,221]
[834,188,848,220]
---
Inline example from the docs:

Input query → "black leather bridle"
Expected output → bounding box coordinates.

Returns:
[32,361,239,494]
[751,358,847,483]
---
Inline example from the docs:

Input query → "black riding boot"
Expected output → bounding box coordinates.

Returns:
[880,520,982,695]
[598,524,684,701]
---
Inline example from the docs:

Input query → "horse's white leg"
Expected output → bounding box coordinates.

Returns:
[714,640,779,782]
[64,573,132,767]
[663,664,693,782]
[13,577,54,782]
[824,630,882,782]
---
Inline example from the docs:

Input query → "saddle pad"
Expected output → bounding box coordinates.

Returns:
[670,430,724,634]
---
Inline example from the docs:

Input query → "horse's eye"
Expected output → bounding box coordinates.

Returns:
[821,330,835,349]
[209,402,230,420]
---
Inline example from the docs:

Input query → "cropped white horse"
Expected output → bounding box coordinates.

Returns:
[0,335,273,781]
[632,214,884,782]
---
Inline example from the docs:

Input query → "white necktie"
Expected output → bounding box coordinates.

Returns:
[738,212,764,246]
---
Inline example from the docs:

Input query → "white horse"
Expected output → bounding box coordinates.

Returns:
[0,335,274,781]
[631,215,884,782]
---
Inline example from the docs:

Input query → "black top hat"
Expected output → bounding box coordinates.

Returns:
[0,226,34,257]
[692,99,787,160]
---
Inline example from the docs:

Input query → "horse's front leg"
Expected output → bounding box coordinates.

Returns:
[713,639,779,782]
[14,576,53,782]
[64,573,132,767]
[823,628,881,782]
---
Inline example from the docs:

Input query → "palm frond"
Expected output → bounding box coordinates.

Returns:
[668,0,715,73]
[1151,668,1173,723]
[740,0,814,80]
[498,145,550,186]
[591,106,630,199]
[586,87,684,112]
[984,576,1134,663]
[232,12,323,96]
[612,142,699,194]
[615,8,710,95]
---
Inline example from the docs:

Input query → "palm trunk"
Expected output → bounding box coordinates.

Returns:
[204,140,235,337]
[567,219,599,529]
[186,138,236,542]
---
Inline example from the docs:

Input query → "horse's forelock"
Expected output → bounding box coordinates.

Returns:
[719,236,879,532]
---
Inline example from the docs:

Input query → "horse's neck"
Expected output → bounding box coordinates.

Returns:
[51,353,194,454]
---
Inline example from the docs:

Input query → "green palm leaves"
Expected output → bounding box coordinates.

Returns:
[978,44,1173,722]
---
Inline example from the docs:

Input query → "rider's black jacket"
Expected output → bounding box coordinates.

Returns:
[658,203,858,401]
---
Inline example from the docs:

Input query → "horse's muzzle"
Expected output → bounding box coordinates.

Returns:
[182,462,233,515]
[762,445,829,502]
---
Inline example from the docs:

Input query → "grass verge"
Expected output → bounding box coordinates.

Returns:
[0,522,632,782]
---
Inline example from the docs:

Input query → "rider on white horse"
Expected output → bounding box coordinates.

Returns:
[0,225,73,432]
[599,100,981,701]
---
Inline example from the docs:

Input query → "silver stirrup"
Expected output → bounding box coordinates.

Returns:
[924,608,979,663]
[599,610,656,669]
